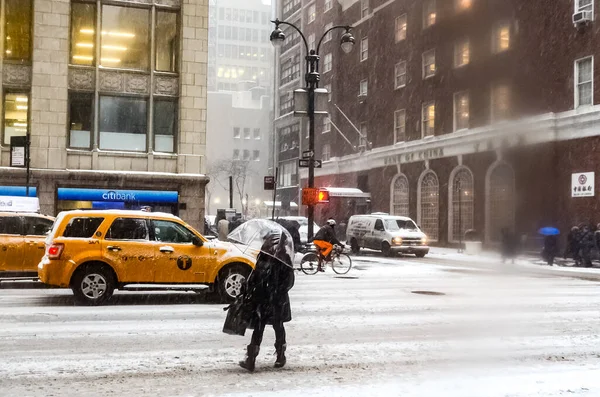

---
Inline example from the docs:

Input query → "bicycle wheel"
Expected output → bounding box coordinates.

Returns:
[300,253,320,275]
[332,253,352,275]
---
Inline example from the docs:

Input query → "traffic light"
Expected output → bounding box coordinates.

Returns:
[317,189,330,203]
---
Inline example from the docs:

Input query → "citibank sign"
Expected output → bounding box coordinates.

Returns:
[57,188,178,203]
[102,191,136,201]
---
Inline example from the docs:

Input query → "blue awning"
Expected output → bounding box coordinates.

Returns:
[0,186,37,197]
[57,188,178,203]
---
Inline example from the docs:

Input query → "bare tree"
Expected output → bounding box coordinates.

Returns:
[206,159,256,216]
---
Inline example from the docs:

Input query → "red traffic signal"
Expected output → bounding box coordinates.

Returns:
[317,189,330,203]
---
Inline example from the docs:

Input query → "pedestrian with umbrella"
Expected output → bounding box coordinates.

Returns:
[538,227,560,266]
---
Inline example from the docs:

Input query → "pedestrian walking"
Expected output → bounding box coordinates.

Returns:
[500,228,518,264]
[542,235,559,266]
[564,226,581,266]
[238,229,295,372]
[579,224,594,268]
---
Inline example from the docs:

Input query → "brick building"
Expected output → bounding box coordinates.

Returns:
[273,0,600,245]
[0,0,209,230]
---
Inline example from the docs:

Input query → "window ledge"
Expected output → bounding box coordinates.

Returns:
[394,85,406,90]
[67,149,93,155]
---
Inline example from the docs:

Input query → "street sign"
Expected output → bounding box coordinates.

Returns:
[299,159,322,168]
[302,150,314,159]
[302,187,318,205]
[263,176,276,190]
[571,172,595,197]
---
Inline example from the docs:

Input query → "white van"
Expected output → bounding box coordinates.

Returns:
[346,214,429,257]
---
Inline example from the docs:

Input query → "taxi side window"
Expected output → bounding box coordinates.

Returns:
[374,219,384,231]
[23,217,54,236]
[0,216,22,235]
[63,217,105,238]
[106,218,148,240]
[153,220,194,244]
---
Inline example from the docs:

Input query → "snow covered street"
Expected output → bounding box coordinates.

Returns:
[1,255,600,396]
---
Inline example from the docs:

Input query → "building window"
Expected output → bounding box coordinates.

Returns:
[449,167,474,243]
[394,109,406,143]
[4,0,32,62]
[243,127,251,139]
[576,0,593,15]
[361,0,370,18]
[100,5,150,70]
[99,96,147,152]
[3,92,29,146]
[253,128,261,139]
[324,23,333,43]
[325,0,333,11]
[360,37,368,61]
[391,174,409,217]
[423,0,436,29]
[308,4,316,23]
[454,92,469,131]
[323,144,331,161]
[154,100,176,153]
[156,11,178,72]
[492,22,510,53]
[324,84,332,101]
[323,117,331,133]
[486,163,515,243]
[455,0,472,12]
[253,150,260,161]
[233,127,241,139]
[324,53,332,72]
[308,34,315,51]
[70,2,96,66]
[279,160,298,187]
[422,49,436,79]
[359,79,368,96]
[454,39,470,68]
[491,83,511,121]
[233,149,240,160]
[394,61,407,89]
[422,102,435,137]
[241,150,249,161]
[279,91,294,115]
[281,54,301,85]
[575,57,593,108]
[68,93,93,149]
[418,171,439,241]
[395,14,407,42]
[359,122,368,148]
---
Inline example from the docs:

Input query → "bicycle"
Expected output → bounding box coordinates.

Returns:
[300,244,352,275]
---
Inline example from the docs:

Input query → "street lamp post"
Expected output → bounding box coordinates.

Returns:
[270,19,355,241]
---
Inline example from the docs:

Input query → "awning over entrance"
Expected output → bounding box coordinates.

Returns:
[322,187,371,198]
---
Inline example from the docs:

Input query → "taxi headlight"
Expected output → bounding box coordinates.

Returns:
[392,237,403,244]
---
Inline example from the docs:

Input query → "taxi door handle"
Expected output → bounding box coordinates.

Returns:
[107,245,122,252]
[159,246,174,253]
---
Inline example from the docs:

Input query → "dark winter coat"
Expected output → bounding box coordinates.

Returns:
[500,229,518,258]
[313,225,341,245]
[243,245,295,326]
[579,229,595,251]
[274,219,302,252]
[564,229,581,258]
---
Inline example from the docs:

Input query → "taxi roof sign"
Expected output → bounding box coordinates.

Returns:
[0,196,40,213]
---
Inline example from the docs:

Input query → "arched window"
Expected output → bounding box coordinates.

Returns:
[449,167,474,242]
[486,163,515,242]
[418,171,439,241]
[391,174,409,216]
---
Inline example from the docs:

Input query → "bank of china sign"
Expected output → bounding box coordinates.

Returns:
[572,172,595,198]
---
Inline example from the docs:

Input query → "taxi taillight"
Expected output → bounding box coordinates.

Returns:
[47,243,64,259]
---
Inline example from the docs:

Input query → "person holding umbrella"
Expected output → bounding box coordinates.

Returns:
[539,227,560,266]
[237,229,295,372]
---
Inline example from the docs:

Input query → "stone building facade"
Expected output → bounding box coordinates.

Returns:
[0,0,208,230]
[273,0,600,246]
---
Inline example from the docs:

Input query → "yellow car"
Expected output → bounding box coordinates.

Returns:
[0,212,55,280]
[38,210,255,305]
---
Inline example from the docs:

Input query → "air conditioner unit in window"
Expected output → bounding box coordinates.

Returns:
[573,10,593,26]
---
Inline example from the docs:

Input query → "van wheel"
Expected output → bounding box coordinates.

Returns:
[415,252,427,258]
[71,264,115,306]
[381,242,392,257]
[350,238,360,255]
[218,264,250,303]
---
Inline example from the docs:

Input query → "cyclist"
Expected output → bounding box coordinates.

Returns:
[312,218,343,271]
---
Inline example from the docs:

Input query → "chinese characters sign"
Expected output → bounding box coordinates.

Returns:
[571,172,595,198]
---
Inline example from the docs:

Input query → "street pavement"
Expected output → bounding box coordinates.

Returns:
[1,253,599,396]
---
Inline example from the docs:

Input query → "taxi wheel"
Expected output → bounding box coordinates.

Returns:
[71,264,116,306]
[218,264,250,303]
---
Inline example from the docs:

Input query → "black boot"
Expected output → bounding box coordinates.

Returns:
[274,343,286,368]
[239,345,259,372]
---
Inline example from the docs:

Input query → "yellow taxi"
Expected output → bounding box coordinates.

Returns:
[38,210,255,305]
[0,212,55,279]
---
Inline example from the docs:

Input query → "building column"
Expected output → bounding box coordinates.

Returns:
[30,0,69,170]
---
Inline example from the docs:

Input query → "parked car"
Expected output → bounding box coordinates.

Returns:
[275,216,320,244]
[346,214,429,257]
[0,210,55,280]
[38,210,255,305]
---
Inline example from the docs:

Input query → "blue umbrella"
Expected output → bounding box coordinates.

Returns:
[538,227,560,236]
